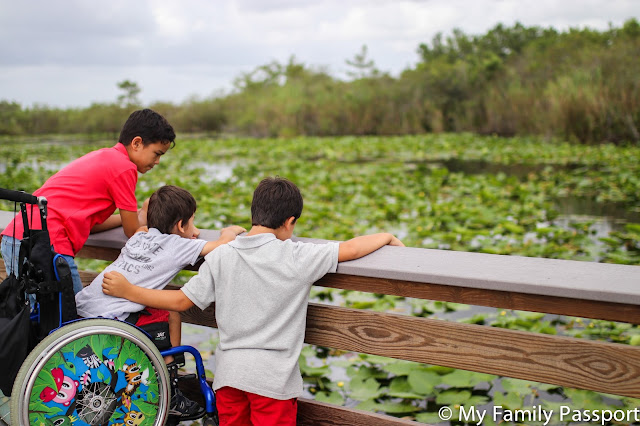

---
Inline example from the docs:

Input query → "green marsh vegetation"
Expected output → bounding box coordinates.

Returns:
[1,134,639,424]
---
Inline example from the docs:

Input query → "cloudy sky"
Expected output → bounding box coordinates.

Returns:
[0,0,637,108]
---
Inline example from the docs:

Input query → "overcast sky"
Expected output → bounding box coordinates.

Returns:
[0,0,637,108]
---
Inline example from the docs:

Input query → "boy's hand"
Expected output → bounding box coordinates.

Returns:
[102,271,134,298]
[137,198,150,226]
[339,232,405,262]
[135,226,149,234]
[200,225,246,256]
[220,225,247,241]
[388,235,405,247]
[191,225,201,239]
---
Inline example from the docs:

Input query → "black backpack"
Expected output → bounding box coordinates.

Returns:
[0,188,77,396]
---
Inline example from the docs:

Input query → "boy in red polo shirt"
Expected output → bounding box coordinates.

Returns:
[1,108,176,295]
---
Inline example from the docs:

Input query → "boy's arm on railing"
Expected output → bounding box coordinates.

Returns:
[90,214,123,234]
[338,233,404,262]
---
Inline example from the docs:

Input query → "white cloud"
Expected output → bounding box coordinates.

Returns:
[0,0,637,107]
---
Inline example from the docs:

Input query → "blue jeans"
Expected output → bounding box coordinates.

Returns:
[1,235,83,294]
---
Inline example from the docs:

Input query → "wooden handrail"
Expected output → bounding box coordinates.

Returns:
[3,210,639,308]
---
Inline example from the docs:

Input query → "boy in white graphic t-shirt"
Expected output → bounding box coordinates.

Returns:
[75,184,245,421]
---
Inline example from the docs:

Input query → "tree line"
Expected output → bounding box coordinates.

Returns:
[1,19,639,144]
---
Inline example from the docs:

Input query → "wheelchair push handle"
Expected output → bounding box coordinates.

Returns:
[0,187,46,207]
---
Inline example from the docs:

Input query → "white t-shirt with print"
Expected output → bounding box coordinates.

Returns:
[75,228,206,320]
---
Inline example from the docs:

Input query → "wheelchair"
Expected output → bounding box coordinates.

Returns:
[0,188,218,426]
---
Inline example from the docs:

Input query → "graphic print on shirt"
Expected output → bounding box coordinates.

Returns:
[120,233,166,274]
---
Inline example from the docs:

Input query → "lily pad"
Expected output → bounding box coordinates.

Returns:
[435,389,472,405]
[348,377,385,401]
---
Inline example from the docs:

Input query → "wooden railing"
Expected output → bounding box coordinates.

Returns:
[2,210,640,425]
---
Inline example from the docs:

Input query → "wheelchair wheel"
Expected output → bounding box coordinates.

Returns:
[11,318,170,426]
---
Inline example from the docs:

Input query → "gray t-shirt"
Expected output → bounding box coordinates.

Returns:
[75,228,206,320]
[182,233,339,400]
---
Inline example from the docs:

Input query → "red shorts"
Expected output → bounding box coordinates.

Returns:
[216,386,297,426]
[134,307,169,326]
[124,308,171,350]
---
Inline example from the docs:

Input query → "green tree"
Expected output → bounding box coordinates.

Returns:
[117,80,141,107]
[0,101,24,135]
[345,45,378,79]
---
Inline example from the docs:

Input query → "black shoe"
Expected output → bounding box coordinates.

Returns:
[168,387,206,421]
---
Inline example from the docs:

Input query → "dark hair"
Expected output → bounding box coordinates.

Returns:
[147,185,196,234]
[118,108,176,148]
[251,177,303,229]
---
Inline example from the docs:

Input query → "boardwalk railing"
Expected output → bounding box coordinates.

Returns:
[2,210,640,425]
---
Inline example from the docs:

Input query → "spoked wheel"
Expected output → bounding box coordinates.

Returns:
[11,318,170,426]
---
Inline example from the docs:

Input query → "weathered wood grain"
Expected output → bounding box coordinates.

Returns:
[167,296,640,399]
[78,270,99,286]
[304,303,640,398]
[76,245,120,262]
[316,274,640,324]
[297,398,420,426]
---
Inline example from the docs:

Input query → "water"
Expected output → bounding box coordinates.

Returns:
[187,161,236,183]
[435,158,639,244]
[437,158,637,225]
[554,196,640,229]
[430,158,577,179]
[0,159,67,174]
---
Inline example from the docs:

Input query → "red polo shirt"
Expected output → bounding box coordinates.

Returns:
[2,143,138,256]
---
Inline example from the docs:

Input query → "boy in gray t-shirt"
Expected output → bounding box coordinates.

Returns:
[76,184,245,422]
[102,177,403,425]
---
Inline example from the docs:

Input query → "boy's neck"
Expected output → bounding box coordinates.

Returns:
[247,225,289,241]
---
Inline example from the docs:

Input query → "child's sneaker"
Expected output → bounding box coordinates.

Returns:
[168,387,206,420]
[166,360,206,421]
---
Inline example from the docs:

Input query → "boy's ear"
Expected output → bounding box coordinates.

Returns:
[171,219,184,234]
[131,136,143,150]
[285,216,296,229]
